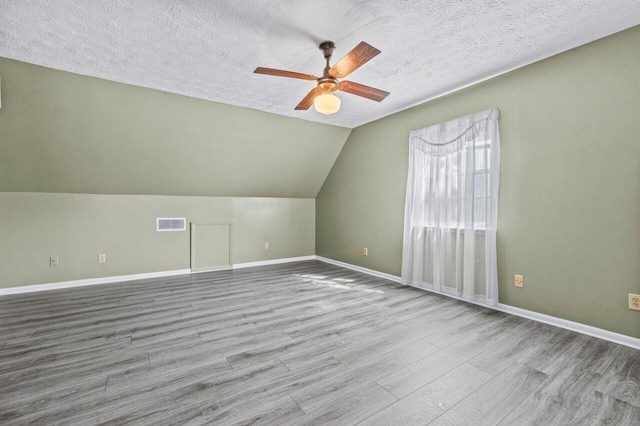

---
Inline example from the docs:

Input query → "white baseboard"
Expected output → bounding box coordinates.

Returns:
[495,304,640,350]
[0,256,318,296]
[314,256,640,350]
[233,255,316,269]
[0,269,192,296]
[315,256,403,284]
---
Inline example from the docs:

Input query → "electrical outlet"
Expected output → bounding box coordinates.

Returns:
[98,254,106,264]
[629,294,640,311]
[264,242,269,250]
[515,275,523,288]
[50,256,59,266]
[363,247,368,256]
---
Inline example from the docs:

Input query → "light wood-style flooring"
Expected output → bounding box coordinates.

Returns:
[1,260,639,425]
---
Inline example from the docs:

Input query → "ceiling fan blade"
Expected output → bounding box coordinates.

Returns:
[254,67,318,81]
[295,88,321,110]
[338,81,389,102]
[329,42,381,78]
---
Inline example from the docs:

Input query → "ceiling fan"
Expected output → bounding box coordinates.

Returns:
[254,41,389,115]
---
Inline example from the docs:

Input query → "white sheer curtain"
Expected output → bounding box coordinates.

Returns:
[401,109,500,306]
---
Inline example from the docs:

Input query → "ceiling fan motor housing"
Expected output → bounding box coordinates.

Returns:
[317,76,339,93]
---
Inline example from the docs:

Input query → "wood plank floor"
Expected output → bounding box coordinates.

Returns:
[1,260,638,425]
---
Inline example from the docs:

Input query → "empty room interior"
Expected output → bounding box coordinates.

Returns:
[1,1,640,425]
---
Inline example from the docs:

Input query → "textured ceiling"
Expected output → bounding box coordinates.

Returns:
[1,0,639,128]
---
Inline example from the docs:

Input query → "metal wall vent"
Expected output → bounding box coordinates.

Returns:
[156,217,186,232]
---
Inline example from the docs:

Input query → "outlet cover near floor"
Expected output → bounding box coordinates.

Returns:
[98,254,106,263]
[515,275,523,288]
[50,256,59,266]
[630,294,640,311]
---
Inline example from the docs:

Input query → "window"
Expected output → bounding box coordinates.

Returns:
[402,108,500,305]
[421,141,491,230]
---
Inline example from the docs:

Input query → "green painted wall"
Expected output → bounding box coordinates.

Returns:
[0,57,351,198]
[0,57,334,289]
[317,26,640,338]
[0,193,314,288]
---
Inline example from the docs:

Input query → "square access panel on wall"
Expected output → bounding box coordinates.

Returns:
[190,222,231,272]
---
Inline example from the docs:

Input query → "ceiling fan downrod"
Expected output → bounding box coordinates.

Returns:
[318,41,338,92]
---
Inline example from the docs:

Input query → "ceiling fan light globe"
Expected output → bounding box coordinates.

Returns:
[314,93,341,115]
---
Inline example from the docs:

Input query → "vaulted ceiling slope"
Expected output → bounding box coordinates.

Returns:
[0,58,351,198]
[1,1,639,128]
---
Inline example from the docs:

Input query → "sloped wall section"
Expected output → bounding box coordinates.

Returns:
[0,57,351,197]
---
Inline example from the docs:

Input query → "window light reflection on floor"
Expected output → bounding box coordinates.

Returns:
[294,274,385,294]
